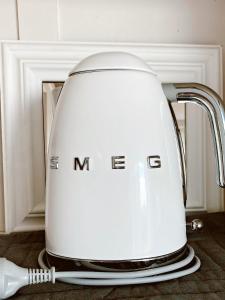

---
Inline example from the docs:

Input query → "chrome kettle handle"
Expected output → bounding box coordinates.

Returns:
[169,104,187,206]
[163,82,225,187]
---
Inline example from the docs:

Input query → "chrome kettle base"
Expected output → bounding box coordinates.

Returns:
[44,244,188,272]
[36,244,200,288]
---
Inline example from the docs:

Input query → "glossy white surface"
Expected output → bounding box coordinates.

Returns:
[46,53,186,260]
[69,52,156,75]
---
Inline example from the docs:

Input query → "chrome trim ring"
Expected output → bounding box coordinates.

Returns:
[69,68,157,77]
[45,244,188,272]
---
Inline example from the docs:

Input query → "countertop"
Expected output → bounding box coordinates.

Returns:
[1,213,225,299]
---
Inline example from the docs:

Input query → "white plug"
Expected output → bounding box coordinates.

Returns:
[0,258,55,299]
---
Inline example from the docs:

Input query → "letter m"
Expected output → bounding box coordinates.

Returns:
[74,157,90,171]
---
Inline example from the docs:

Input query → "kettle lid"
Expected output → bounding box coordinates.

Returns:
[69,52,156,76]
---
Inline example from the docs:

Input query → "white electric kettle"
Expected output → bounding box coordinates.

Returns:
[45,52,224,266]
[1,52,225,299]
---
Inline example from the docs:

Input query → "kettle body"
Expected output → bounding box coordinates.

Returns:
[45,52,187,261]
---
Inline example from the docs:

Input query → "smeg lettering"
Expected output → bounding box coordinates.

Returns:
[50,155,162,170]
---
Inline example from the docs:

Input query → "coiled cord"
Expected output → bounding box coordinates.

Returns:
[0,246,200,299]
[38,245,200,286]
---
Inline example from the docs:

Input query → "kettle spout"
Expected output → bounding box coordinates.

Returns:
[162,82,225,188]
